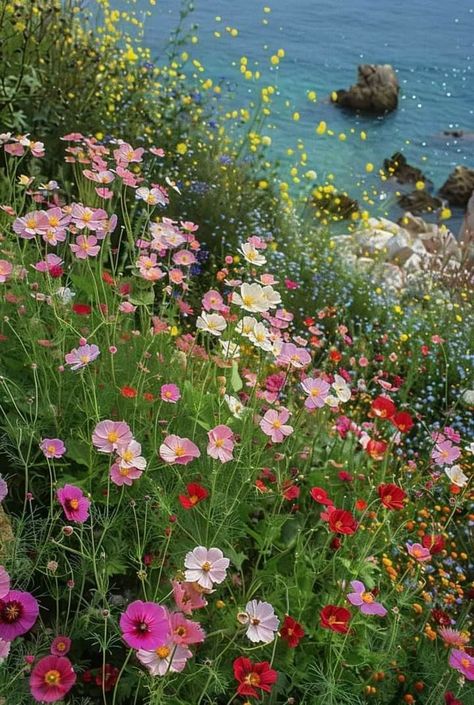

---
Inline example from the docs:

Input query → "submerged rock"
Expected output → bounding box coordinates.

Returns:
[439,166,474,207]
[383,152,426,184]
[332,64,399,114]
[398,190,442,214]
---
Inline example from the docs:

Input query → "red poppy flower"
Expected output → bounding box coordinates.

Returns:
[366,439,388,460]
[120,386,137,398]
[310,487,334,506]
[432,609,451,626]
[143,392,155,402]
[355,498,367,511]
[72,303,91,315]
[280,615,305,648]
[422,534,445,554]
[329,349,342,363]
[102,271,115,286]
[391,411,414,433]
[371,395,396,419]
[178,483,208,510]
[233,656,278,699]
[282,483,300,501]
[328,509,358,535]
[377,483,407,511]
[320,605,351,633]
[445,692,463,705]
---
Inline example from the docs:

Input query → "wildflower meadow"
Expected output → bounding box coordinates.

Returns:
[0,2,472,705]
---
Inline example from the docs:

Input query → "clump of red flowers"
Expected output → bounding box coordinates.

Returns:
[328,509,358,535]
[178,482,209,510]
[320,605,351,633]
[280,615,305,647]
[233,656,278,699]
[378,483,407,511]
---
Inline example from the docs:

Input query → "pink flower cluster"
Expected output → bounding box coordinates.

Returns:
[92,420,146,486]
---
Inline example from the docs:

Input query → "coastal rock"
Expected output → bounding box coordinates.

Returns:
[384,152,426,184]
[439,166,474,207]
[333,64,399,114]
[398,190,442,214]
[312,187,359,220]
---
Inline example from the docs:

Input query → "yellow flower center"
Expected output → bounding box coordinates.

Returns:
[156,646,170,659]
[44,670,61,686]
[107,431,119,443]
[362,592,374,604]
[201,561,212,572]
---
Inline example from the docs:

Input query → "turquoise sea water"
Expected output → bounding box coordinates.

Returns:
[139,0,473,217]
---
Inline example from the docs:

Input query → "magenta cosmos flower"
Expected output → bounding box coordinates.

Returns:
[29,654,76,702]
[449,649,474,680]
[160,384,181,403]
[207,425,234,463]
[92,420,133,453]
[40,438,66,459]
[259,408,293,443]
[346,581,387,616]
[57,485,90,523]
[159,435,200,465]
[184,546,230,590]
[65,343,100,371]
[119,600,169,650]
[0,589,39,640]
[243,600,280,643]
[50,635,72,656]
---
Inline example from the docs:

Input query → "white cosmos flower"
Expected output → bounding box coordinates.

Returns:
[54,287,75,304]
[240,242,267,266]
[184,546,230,590]
[232,283,269,313]
[332,374,351,402]
[244,600,280,644]
[324,394,340,408]
[261,285,281,309]
[248,322,273,351]
[219,340,241,359]
[236,315,258,336]
[445,465,468,488]
[196,312,227,337]
[224,394,245,418]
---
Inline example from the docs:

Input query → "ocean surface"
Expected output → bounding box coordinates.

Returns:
[133,0,473,220]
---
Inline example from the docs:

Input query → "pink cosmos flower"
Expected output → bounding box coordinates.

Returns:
[172,580,208,615]
[116,440,147,470]
[207,425,234,463]
[110,463,143,487]
[65,343,100,371]
[449,649,474,680]
[260,408,293,443]
[159,435,200,465]
[92,420,133,453]
[30,654,76,703]
[137,640,191,676]
[51,635,72,656]
[438,628,469,648]
[184,546,230,590]
[57,484,90,523]
[168,612,206,645]
[202,289,224,311]
[406,542,431,562]
[33,254,63,277]
[0,637,10,663]
[0,590,39,640]
[13,210,49,238]
[119,600,168,650]
[173,250,196,266]
[40,439,66,459]
[70,234,100,259]
[432,440,461,466]
[161,384,181,403]
[0,567,10,598]
[70,204,107,230]
[119,301,137,314]
[301,377,331,409]
[346,580,387,616]
[243,600,279,643]
[114,143,145,165]
[276,342,311,369]
[0,260,13,283]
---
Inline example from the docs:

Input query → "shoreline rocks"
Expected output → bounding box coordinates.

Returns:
[439,166,474,207]
[332,64,399,114]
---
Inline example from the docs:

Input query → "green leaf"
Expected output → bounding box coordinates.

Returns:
[129,290,155,306]
[231,361,243,392]
[69,273,96,297]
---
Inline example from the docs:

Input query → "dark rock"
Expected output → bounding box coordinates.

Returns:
[398,190,442,214]
[439,166,474,207]
[443,130,464,138]
[384,152,426,184]
[332,64,399,114]
[312,187,359,221]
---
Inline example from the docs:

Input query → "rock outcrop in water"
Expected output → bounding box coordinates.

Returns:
[333,64,399,114]
[398,190,442,214]
[383,152,426,184]
[439,166,474,207]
